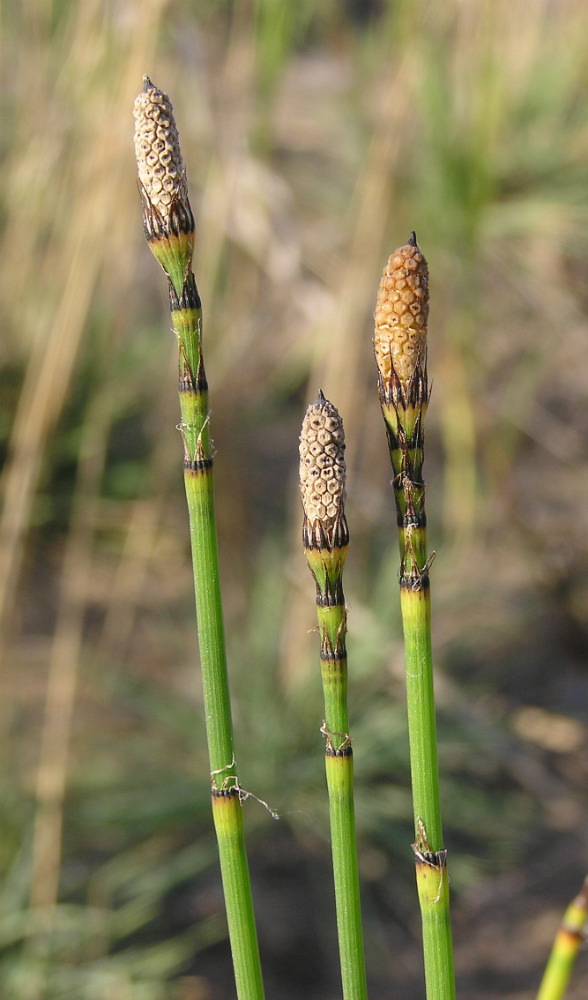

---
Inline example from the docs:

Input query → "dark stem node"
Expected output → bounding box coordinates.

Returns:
[302,512,349,552]
[184,457,213,473]
[169,271,201,312]
[211,785,240,800]
[314,575,344,607]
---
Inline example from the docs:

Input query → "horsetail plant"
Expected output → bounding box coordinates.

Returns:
[299,392,368,1000]
[373,234,455,1000]
[536,875,588,1000]
[133,78,265,1000]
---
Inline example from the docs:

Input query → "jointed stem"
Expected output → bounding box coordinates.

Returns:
[400,582,442,851]
[183,463,234,783]
[374,236,455,1000]
[212,790,266,1000]
[318,592,368,1000]
[134,78,264,1000]
[175,286,234,781]
[400,575,454,999]
[173,277,265,1000]
[319,596,367,1000]
[536,876,588,1000]
[299,394,368,1000]
[325,751,367,1000]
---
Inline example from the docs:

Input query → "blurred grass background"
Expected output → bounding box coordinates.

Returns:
[0,1,586,997]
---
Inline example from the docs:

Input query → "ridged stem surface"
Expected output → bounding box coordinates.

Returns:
[325,751,367,1000]
[400,584,442,849]
[374,235,455,1000]
[388,414,455,1000]
[173,289,264,1000]
[212,791,266,1000]
[299,394,368,1000]
[316,589,368,1000]
[399,573,454,999]
[134,76,264,1000]
[536,877,588,1000]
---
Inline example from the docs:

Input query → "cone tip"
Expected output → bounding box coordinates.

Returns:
[407,230,418,248]
[142,75,155,92]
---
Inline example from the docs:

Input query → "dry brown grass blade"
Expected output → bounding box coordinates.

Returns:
[0,1,168,666]
[20,0,171,928]
[29,410,108,912]
[98,354,179,660]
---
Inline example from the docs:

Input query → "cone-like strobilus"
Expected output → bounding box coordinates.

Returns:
[134,77,265,1000]
[374,234,455,1000]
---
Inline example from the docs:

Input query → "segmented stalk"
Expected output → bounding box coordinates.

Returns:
[374,234,455,1000]
[536,876,588,1000]
[133,77,264,1000]
[299,392,368,1000]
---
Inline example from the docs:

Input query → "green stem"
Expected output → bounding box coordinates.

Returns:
[212,791,266,1000]
[400,578,454,999]
[173,284,236,784]
[317,600,349,743]
[536,876,588,1000]
[312,572,368,1000]
[374,234,454,998]
[325,751,367,1000]
[300,393,367,995]
[172,283,265,999]
[382,400,455,1000]
[400,582,441,848]
[134,77,264,997]
[184,465,235,779]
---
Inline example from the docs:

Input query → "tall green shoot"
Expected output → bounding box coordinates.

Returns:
[299,392,368,1000]
[373,234,455,1000]
[133,77,264,1000]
